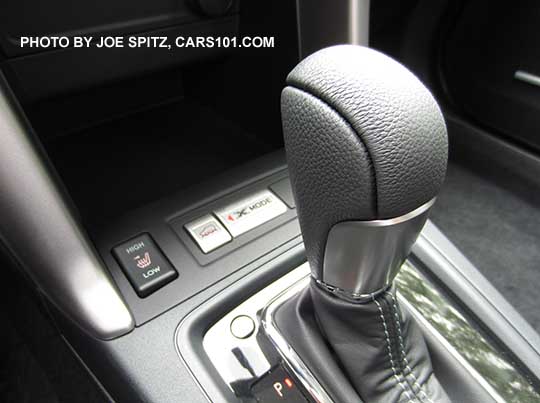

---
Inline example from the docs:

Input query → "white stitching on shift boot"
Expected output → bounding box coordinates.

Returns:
[372,295,417,403]
[387,292,434,403]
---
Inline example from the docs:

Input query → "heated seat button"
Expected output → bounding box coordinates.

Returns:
[112,234,178,298]
[184,214,232,253]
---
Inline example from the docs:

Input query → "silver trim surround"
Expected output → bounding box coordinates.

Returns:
[399,296,506,403]
[202,265,310,394]
[202,262,332,402]
[0,74,134,339]
[514,70,540,88]
[321,198,435,298]
[260,270,333,403]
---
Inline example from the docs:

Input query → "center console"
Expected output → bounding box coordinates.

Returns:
[55,44,540,403]
[5,125,540,402]
[1,2,540,403]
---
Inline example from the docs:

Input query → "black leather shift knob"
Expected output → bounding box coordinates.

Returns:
[281,45,447,287]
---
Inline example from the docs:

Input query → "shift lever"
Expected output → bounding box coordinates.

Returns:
[281,45,447,300]
[278,45,451,402]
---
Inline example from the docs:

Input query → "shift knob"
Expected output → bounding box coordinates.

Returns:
[281,45,447,300]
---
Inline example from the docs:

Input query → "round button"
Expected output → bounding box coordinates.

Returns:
[230,315,255,339]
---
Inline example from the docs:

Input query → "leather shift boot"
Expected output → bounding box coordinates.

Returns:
[275,281,450,403]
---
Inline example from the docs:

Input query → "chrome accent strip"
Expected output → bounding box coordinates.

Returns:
[396,261,540,403]
[416,221,540,366]
[0,73,134,339]
[261,270,333,403]
[399,296,506,403]
[314,278,390,303]
[514,70,540,88]
[321,198,435,298]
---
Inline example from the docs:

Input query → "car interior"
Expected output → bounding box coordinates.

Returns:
[1,0,540,402]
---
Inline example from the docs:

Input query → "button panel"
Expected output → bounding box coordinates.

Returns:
[214,190,287,237]
[113,234,178,297]
[184,214,232,254]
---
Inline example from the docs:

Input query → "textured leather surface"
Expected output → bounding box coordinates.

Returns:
[275,283,452,403]
[281,87,376,275]
[281,45,447,278]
